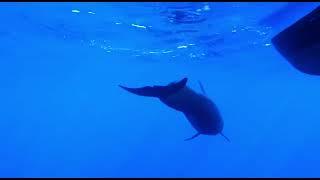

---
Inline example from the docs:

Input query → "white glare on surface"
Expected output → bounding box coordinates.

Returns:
[203,5,211,11]
[177,45,188,49]
[131,24,146,29]
[88,11,96,15]
[71,9,80,13]
[162,50,173,54]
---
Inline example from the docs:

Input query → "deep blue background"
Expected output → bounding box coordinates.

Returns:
[1,2,320,177]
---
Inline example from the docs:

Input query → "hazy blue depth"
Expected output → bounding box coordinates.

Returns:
[1,2,320,178]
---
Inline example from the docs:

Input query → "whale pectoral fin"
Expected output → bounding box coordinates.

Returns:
[198,80,207,95]
[119,85,166,98]
[184,132,201,141]
[220,132,231,142]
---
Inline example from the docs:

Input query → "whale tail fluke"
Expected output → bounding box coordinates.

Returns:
[119,85,164,98]
[119,78,188,99]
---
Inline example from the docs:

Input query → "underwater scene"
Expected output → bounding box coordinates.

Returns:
[1,2,320,178]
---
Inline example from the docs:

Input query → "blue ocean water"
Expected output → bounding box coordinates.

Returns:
[1,2,320,178]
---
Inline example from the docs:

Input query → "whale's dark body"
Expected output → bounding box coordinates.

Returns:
[119,78,229,141]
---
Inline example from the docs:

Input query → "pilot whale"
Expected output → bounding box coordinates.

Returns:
[119,77,230,142]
